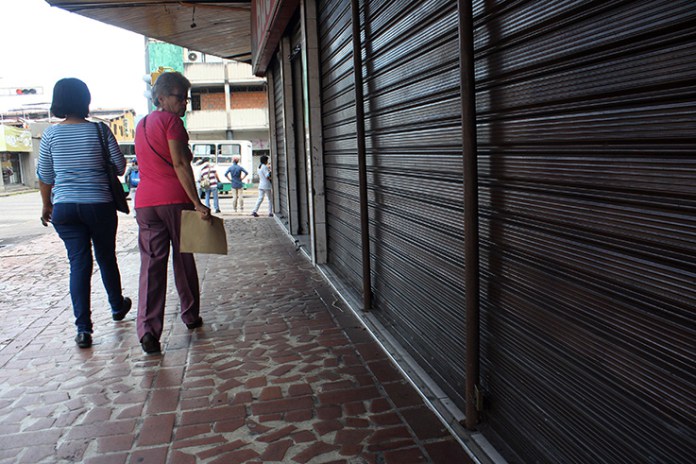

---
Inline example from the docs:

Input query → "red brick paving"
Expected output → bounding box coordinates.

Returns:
[258,438,293,461]
[0,210,473,463]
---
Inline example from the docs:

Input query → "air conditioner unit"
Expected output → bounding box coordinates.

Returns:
[184,49,204,63]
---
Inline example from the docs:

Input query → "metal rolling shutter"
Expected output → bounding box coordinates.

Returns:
[474,1,696,462]
[320,0,468,408]
[290,21,311,235]
[271,56,289,225]
[361,0,467,409]
[318,0,364,295]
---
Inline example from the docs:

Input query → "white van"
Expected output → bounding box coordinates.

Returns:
[118,139,254,195]
[190,140,254,194]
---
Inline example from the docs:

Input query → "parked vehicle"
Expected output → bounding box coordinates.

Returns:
[118,140,254,198]
[117,142,136,194]
[190,140,254,194]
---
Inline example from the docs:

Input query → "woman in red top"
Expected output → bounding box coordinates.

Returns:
[133,71,210,354]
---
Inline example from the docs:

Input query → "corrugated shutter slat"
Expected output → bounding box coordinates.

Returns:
[475,0,696,462]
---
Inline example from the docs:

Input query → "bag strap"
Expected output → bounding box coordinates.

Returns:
[95,122,111,168]
[201,162,211,179]
[142,116,174,167]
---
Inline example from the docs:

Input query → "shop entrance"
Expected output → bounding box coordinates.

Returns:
[1,153,22,187]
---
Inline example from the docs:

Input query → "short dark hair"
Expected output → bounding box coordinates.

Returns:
[260,155,269,166]
[50,78,91,118]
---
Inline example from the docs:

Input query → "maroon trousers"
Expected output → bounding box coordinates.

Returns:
[135,203,200,340]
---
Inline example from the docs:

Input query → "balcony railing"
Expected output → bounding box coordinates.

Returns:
[186,108,269,132]
[184,63,224,84]
[226,62,266,84]
[184,62,266,85]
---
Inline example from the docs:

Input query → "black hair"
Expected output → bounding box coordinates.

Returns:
[259,155,269,168]
[50,78,91,119]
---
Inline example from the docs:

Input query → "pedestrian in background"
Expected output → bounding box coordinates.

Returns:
[224,155,248,212]
[124,158,140,215]
[133,71,210,354]
[37,77,132,349]
[199,157,222,213]
[251,155,273,217]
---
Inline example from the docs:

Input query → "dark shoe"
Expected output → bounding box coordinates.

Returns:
[251,212,258,217]
[215,209,221,213]
[140,333,161,354]
[186,317,203,330]
[75,333,92,348]
[112,297,132,321]
[268,213,274,217]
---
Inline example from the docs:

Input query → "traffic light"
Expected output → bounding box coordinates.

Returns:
[0,87,43,96]
[144,67,176,108]
[148,66,175,85]
[15,88,41,95]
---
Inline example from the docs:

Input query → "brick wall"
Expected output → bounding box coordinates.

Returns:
[199,91,268,111]
[231,91,268,110]
[200,93,226,111]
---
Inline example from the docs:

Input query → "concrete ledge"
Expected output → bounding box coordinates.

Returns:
[0,187,38,197]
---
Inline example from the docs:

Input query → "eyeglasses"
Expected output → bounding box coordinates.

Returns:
[169,94,190,103]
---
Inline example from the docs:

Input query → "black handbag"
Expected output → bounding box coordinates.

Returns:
[95,122,130,214]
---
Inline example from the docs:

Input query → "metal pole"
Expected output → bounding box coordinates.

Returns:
[351,0,372,311]
[458,0,480,430]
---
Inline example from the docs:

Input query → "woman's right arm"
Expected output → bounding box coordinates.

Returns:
[168,139,210,219]
[39,180,53,224]
[38,132,55,224]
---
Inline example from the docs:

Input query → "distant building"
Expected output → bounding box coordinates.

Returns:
[91,108,136,142]
[0,107,137,190]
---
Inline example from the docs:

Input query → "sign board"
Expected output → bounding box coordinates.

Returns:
[0,125,32,152]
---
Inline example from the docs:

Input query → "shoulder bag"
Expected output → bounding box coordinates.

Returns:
[95,122,129,214]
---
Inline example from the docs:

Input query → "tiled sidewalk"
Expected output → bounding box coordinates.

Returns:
[0,207,472,464]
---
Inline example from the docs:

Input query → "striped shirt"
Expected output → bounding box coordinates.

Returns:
[200,162,219,189]
[38,122,125,204]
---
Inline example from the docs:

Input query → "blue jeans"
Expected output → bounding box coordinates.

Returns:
[52,203,125,334]
[204,187,220,211]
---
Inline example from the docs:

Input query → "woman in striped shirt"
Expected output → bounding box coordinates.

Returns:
[38,78,132,349]
[199,158,222,213]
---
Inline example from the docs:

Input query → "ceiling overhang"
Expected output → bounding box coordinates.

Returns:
[250,0,298,76]
[45,1,253,62]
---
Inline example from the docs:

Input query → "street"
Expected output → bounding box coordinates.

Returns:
[0,190,52,248]
[0,189,261,249]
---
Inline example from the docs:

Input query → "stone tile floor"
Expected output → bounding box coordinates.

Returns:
[0,204,472,464]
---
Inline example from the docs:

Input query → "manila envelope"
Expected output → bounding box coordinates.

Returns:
[180,210,228,254]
